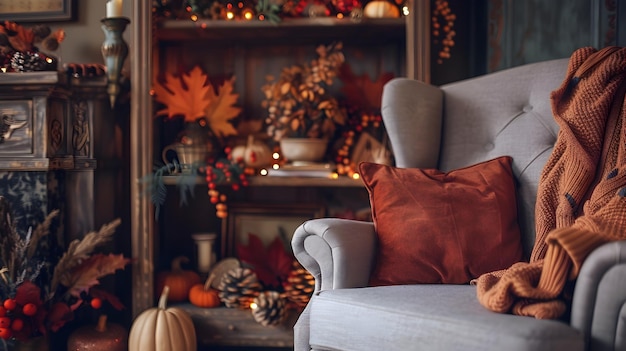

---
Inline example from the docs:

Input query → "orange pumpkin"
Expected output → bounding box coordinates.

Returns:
[188,274,221,308]
[156,256,201,302]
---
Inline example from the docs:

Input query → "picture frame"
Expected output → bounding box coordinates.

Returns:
[0,0,74,22]
[221,203,325,259]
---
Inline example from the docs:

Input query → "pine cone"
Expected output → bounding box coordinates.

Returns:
[283,260,315,308]
[218,267,262,308]
[10,51,46,72]
[251,291,287,326]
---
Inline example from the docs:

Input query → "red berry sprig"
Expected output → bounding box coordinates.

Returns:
[204,147,248,218]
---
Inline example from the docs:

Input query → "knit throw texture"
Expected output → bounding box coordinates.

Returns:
[475,46,626,319]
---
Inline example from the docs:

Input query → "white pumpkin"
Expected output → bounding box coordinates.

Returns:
[230,135,272,168]
[363,0,400,18]
[128,286,197,351]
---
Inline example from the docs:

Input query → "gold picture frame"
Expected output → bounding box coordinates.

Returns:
[0,0,74,22]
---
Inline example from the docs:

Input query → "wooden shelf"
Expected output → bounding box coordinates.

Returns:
[162,175,364,187]
[156,17,406,44]
[176,304,296,349]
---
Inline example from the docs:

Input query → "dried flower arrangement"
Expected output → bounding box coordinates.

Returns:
[0,197,129,344]
[0,21,64,72]
[261,42,347,143]
[149,66,247,218]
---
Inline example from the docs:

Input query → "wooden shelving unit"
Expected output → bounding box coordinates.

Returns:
[129,2,432,346]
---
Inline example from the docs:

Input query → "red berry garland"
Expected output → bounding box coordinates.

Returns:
[432,0,456,64]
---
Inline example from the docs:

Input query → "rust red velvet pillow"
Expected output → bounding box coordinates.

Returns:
[360,156,523,286]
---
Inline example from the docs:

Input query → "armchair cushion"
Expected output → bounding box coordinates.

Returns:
[360,156,523,286]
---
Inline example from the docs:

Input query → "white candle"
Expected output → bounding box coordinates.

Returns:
[106,0,123,18]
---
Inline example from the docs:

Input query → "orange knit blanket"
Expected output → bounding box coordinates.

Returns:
[475,46,626,319]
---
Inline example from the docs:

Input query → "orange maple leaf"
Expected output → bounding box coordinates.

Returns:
[205,76,241,138]
[62,253,131,297]
[154,66,213,123]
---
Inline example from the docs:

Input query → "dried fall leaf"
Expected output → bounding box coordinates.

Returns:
[205,76,241,138]
[61,253,131,297]
[236,233,293,289]
[154,66,212,123]
[339,63,394,110]
[2,22,35,52]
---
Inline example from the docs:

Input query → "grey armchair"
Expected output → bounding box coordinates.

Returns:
[291,56,626,351]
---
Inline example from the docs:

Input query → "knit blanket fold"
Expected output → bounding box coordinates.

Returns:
[475,46,626,320]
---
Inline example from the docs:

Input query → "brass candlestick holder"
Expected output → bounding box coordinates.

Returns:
[101,17,130,108]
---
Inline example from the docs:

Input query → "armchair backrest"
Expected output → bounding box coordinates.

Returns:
[381,58,569,258]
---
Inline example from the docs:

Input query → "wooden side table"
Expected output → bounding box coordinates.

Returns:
[177,304,297,350]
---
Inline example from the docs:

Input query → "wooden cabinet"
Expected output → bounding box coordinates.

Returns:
[0,71,122,243]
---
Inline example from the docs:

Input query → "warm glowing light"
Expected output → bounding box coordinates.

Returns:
[190,14,198,21]
[336,13,344,19]
[352,173,361,180]
[331,173,339,179]
[1,68,6,73]
[46,57,53,64]
[402,6,409,16]
[226,11,235,19]
[260,169,268,176]
[250,302,258,309]
[258,14,265,21]
[237,2,244,8]
[272,152,280,160]
[243,10,253,20]
[272,164,280,170]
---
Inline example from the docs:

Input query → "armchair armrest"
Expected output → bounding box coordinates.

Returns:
[291,218,377,293]
[571,240,626,350]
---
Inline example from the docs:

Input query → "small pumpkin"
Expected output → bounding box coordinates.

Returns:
[155,256,202,302]
[363,0,400,18]
[188,273,221,308]
[129,286,197,351]
[230,135,272,168]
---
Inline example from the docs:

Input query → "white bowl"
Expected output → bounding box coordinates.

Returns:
[279,138,328,163]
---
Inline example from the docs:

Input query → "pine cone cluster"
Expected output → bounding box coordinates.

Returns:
[251,291,287,326]
[218,267,262,308]
[283,260,314,308]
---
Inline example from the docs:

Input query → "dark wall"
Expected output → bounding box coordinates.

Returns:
[431,0,624,85]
